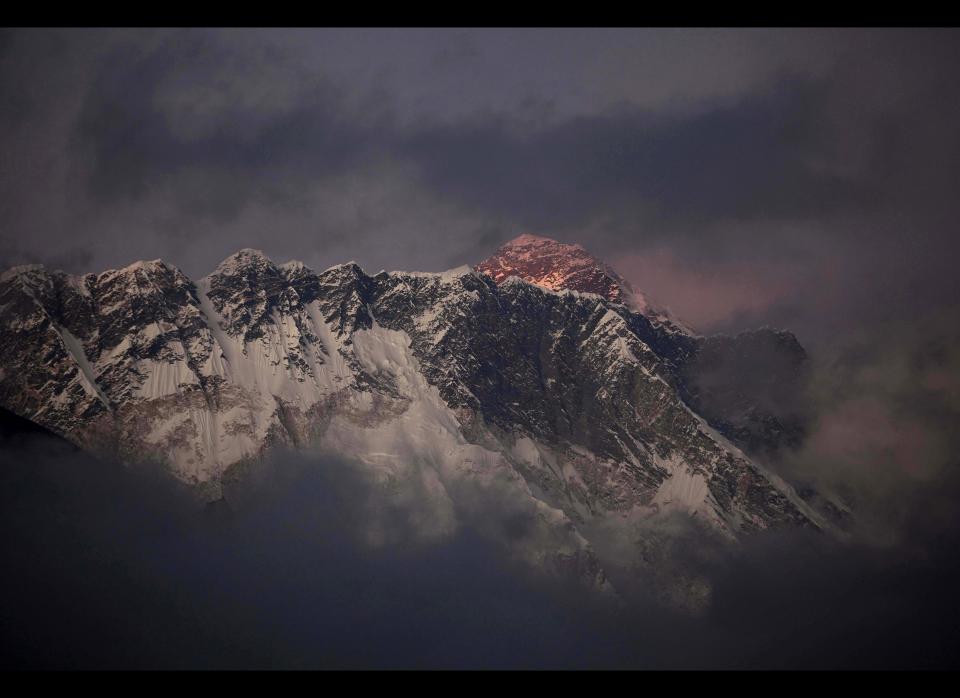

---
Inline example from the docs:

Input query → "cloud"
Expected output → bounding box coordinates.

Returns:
[3,414,960,669]
[613,246,806,333]
[3,28,960,339]
[0,429,601,669]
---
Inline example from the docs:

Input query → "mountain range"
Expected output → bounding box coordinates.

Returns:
[0,234,842,598]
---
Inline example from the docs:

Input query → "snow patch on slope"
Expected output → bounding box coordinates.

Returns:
[651,456,713,519]
[318,321,604,578]
[55,326,110,408]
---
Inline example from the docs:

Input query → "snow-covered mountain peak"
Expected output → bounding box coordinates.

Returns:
[279,259,309,275]
[0,264,47,283]
[501,232,583,250]
[92,259,182,290]
[116,259,168,273]
[212,248,276,277]
[319,260,367,277]
[478,234,626,298]
[478,235,695,336]
[390,264,478,283]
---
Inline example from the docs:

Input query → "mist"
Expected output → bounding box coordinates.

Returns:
[3,414,959,670]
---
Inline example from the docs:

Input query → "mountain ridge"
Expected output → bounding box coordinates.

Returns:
[0,235,835,596]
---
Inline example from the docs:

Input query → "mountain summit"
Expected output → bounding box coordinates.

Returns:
[477,234,631,303]
[477,234,691,334]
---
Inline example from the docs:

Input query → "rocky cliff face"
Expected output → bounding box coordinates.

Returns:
[0,237,831,597]
[476,234,813,460]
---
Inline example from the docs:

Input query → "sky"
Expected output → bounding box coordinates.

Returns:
[2,28,960,346]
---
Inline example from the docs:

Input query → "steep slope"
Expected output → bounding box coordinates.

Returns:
[477,234,812,458]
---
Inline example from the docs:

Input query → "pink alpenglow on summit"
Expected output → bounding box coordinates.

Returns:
[476,234,693,334]
[476,234,629,303]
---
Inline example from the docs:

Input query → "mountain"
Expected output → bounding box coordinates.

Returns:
[0,238,834,598]
[476,233,691,335]
[476,234,813,457]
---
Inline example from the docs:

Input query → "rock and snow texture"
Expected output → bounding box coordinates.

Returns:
[477,234,633,301]
[476,233,692,335]
[0,237,826,592]
[477,235,814,458]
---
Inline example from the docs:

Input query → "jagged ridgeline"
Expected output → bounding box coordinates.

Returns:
[0,236,839,594]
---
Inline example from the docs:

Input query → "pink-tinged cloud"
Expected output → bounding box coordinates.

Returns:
[613,248,805,333]
[805,397,944,481]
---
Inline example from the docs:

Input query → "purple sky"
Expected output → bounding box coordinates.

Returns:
[3,29,959,435]
[3,28,959,348]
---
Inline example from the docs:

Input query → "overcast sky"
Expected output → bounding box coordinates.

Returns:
[2,28,959,344]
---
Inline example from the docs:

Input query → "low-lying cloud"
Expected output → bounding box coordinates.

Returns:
[3,419,960,670]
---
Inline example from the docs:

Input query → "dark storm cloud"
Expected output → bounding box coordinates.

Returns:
[400,75,875,234]
[3,423,960,670]
[4,28,959,318]
[67,39,867,246]
[775,315,960,540]
[0,426,593,669]
[601,30,960,342]
[73,33,386,221]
